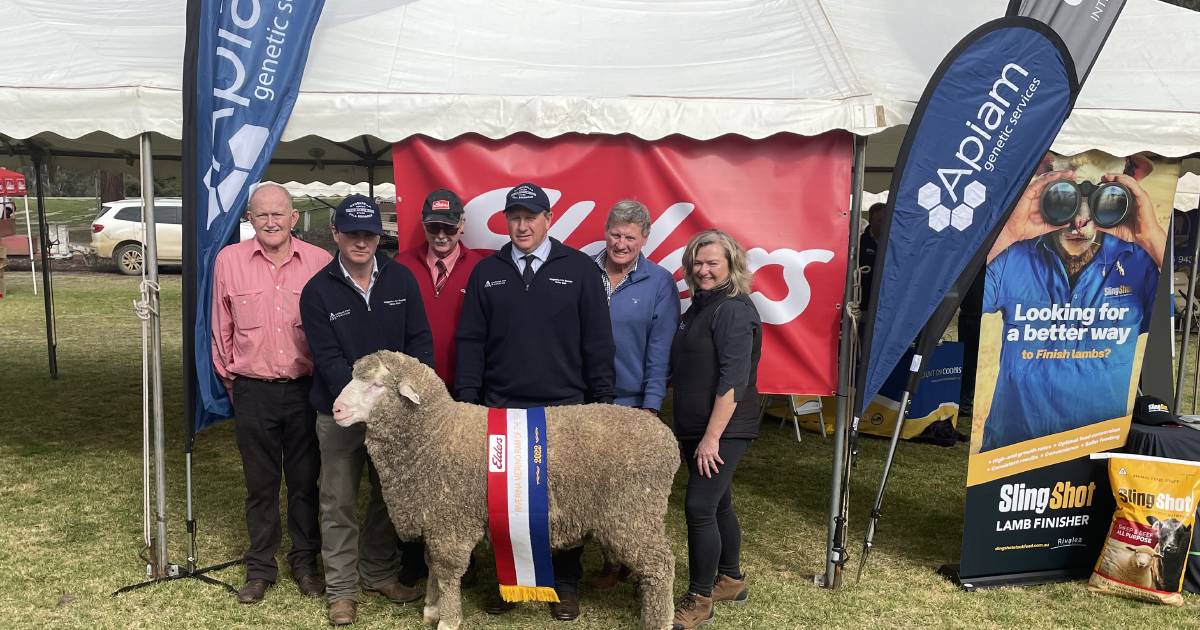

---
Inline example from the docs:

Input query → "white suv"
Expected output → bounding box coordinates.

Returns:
[91,198,254,275]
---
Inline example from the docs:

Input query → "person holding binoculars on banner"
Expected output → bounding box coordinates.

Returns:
[979,154,1164,452]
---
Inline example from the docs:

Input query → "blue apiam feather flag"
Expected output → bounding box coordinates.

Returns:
[182,0,326,445]
[854,17,1079,420]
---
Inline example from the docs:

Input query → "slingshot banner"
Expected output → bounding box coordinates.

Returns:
[182,0,325,439]
[960,151,1181,582]
[855,17,1079,418]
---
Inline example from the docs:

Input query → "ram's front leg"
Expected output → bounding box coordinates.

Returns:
[425,537,473,630]
[432,573,463,630]
[423,573,441,626]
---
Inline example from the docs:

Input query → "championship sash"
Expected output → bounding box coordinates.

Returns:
[486,407,558,602]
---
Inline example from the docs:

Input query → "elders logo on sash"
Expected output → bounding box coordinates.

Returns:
[489,435,506,473]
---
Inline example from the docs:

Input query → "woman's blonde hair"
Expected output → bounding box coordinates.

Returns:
[682,229,752,297]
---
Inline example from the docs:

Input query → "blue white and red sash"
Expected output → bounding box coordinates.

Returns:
[487,407,557,602]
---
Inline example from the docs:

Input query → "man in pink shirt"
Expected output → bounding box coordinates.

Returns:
[211,183,333,604]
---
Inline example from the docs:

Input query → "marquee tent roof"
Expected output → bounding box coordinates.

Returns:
[1,0,1197,188]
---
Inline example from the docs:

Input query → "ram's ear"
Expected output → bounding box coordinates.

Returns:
[398,382,421,405]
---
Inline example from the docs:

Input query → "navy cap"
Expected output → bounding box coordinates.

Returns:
[1133,395,1177,426]
[504,182,551,214]
[422,188,465,225]
[334,195,384,236]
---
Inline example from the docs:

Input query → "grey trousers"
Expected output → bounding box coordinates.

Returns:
[316,413,400,602]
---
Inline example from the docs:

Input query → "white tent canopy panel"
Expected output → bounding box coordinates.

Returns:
[0,0,1197,185]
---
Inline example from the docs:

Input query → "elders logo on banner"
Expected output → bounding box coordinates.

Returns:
[391,132,853,395]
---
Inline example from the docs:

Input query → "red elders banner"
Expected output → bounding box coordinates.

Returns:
[391,132,852,395]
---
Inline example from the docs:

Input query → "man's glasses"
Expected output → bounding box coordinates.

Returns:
[249,211,291,224]
[425,223,460,236]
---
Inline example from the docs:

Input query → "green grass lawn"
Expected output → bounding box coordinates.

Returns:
[2,274,1198,629]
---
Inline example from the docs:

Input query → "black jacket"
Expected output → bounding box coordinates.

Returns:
[454,238,615,408]
[670,289,762,440]
[300,253,434,415]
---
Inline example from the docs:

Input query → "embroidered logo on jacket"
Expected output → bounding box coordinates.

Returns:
[329,309,351,321]
[485,279,507,288]
[382,298,407,306]
[549,277,574,285]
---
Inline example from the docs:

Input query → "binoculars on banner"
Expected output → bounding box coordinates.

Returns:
[1040,180,1132,229]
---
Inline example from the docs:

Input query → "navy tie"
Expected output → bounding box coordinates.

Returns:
[521,254,536,287]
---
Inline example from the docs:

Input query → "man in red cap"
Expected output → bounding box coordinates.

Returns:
[395,188,484,393]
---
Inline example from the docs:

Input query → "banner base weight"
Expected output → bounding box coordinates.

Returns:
[938,564,1088,591]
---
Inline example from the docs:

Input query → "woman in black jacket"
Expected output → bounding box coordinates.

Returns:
[669,229,762,630]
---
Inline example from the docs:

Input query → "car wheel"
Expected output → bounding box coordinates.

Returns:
[114,242,144,276]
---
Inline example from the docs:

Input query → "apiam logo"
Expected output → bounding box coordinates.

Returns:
[204,124,269,229]
[917,180,984,232]
[918,59,1033,234]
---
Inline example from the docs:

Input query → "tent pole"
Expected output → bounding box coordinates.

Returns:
[137,133,171,577]
[31,153,57,378]
[120,132,241,595]
[1177,228,1200,412]
[23,195,35,294]
[823,133,866,589]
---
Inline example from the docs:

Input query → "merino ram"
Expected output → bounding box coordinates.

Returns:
[332,350,680,630]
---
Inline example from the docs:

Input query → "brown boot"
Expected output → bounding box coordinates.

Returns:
[364,580,424,604]
[589,562,631,590]
[712,574,748,603]
[328,599,356,626]
[671,592,714,630]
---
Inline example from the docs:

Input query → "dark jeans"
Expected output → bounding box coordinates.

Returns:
[232,377,321,583]
[680,438,751,597]
[553,547,584,594]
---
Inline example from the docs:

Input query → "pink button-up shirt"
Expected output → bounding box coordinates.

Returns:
[211,237,332,390]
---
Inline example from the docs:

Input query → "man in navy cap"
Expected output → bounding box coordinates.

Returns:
[300,195,434,626]
[455,182,615,620]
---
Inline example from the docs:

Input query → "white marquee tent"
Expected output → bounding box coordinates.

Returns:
[0,0,1197,191]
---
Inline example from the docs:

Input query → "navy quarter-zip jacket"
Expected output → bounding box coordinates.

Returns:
[300,253,434,415]
[454,237,615,408]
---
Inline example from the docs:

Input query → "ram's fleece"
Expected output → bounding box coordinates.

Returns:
[333,350,680,630]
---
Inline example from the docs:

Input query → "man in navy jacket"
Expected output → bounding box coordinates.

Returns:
[454,182,615,620]
[300,195,434,626]
[454,182,615,409]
